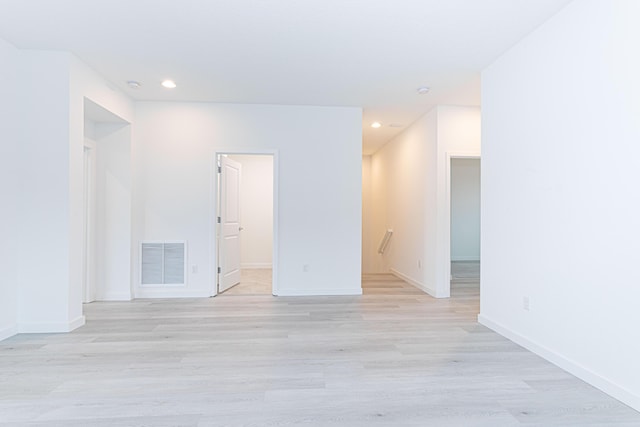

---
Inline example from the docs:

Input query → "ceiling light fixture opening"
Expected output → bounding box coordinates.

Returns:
[127,80,142,89]
[417,86,430,95]
[371,122,382,128]
[161,79,177,89]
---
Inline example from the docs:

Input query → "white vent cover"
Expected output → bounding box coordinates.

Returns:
[141,241,186,286]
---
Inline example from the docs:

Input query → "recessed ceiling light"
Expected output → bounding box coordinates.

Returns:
[417,86,430,95]
[389,123,404,128]
[127,80,141,89]
[161,79,177,89]
[371,122,382,128]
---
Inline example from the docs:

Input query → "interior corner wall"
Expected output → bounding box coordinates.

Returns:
[133,102,362,297]
[228,155,273,269]
[480,0,640,410]
[0,37,22,340]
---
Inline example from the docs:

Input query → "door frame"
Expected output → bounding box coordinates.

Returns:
[82,138,97,303]
[441,151,481,298]
[211,149,279,296]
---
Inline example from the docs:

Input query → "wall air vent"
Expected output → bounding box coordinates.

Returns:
[140,241,186,286]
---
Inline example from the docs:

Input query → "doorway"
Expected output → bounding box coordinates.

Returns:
[449,156,481,295]
[214,153,276,296]
[82,98,132,304]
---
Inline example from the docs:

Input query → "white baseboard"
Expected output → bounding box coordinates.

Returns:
[451,257,480,262]
[389,268,447,298]
[135,288,211,299]
[478,314,640,412]
[96,292,133,301]
[18,315,85,334]
[240,263,272,269]
[0,324,18,341]
[276,287,362,296]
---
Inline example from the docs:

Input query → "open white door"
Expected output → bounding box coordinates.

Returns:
[218,156,242,293]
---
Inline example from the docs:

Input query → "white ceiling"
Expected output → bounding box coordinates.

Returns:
[0,0,572,154]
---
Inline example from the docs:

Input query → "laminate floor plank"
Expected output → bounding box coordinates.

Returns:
[1,268,638,426]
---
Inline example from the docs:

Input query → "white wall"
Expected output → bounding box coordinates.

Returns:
[368,109,436,286]
[86,122,133,301]
[229,155,273,269]
[480,0,640,411]
[451,158,480,261]
[70,57,134,309]
[0,37,21,340]
[133,102,362,297]
[0,46,133,339]
[361,155,374,274]
[365,106,480,296]
[17,50,74,332]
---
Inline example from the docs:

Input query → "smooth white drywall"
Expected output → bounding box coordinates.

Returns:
[17,50,74,332]
[89,123,132,301]
[366,106,480,296]
[228,155,273,269]
[480,0,640,410]
[0,37,21,339]
[361,156,374,273]
[368,110,436,288]
[133,102,362,296]
[451,158,480,261]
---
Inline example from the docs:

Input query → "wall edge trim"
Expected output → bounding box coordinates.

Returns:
[478,313,640,412]
[17,315,85,334]
[390,268,446,298]
[134,289,211,299]
[276,287,362,297]
[0,325,18,342]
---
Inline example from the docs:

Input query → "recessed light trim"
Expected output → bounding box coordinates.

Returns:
[161,79,177,89]
[417,86,430,95]
[371,122,382,128]
[127,80,142,89]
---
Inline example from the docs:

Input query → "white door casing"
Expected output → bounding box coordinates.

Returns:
[82,140,97,303]
[218,156,242,292]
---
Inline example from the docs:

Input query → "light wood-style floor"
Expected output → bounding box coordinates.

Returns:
[221,269,272,296]
[1,265,638,426]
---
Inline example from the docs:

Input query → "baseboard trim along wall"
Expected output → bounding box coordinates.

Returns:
[0,325,18,341]
[17,315,86,334]
[135,288,211,299]
[390,268,438,297]
[96,292,133,301]
[277,287,362,297]
[478,314,640,412]
[240,263,272,269]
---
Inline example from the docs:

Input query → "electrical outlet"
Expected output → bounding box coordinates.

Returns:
[417,260,422,269]
[191,265,198,274]
[303,264,310,273]
[523,296,530,311]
